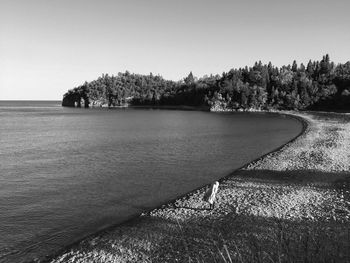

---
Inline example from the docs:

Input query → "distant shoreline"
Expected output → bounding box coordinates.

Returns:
[120,104,210,111]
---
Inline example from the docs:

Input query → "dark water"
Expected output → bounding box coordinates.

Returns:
[0,101,302,262]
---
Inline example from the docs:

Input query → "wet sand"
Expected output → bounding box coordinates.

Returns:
[49,111,350,263]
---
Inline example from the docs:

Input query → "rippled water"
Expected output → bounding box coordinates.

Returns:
[0,101,302,262]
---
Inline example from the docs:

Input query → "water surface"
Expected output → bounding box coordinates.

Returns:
[0,101,302,262]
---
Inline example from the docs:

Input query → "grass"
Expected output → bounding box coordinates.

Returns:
[167,213,350,263]
[140,196,349,263]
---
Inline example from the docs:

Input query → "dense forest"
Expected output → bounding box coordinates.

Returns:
[62,55,350,111]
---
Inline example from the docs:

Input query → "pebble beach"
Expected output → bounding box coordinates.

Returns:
[49,111,350,263]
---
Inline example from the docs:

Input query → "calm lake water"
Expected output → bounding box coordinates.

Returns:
[0,101,303,262]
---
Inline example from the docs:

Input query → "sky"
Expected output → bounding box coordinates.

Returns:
[1,0,350,100]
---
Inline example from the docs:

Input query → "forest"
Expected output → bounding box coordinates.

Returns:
[62,55,350,111]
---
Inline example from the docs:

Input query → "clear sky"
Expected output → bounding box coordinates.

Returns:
[1,0,349,100]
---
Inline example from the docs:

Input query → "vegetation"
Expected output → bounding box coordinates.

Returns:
[62,55,350,111]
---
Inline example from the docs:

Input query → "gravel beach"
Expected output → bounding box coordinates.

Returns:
[49,111,350,263]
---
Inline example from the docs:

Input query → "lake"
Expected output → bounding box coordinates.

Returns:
[0,101,303,262]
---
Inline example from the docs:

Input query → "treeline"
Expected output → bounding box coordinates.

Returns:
[62,55,350,111]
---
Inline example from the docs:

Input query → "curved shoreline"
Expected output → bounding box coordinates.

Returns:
[44,111,308,263]
[216,111,309,182]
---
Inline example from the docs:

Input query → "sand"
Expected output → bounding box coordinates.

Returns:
[48,111,350,263]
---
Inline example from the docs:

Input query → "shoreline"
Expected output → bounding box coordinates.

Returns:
[72,104,211,111]
[44,110,310,263]
[127,105,211,111]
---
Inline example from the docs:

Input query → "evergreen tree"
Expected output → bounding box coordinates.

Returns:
[184,72,195,85]
[62,55,350,111]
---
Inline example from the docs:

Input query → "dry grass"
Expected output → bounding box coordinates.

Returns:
[49,111,350,263]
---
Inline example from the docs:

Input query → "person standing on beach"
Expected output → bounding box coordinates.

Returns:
[203,181,219,210]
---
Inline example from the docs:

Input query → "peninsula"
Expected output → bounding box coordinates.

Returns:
[62,55,350,113]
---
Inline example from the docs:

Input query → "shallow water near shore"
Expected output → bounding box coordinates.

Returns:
[0,101,302,263]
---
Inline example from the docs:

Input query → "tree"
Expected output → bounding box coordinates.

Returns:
[184,72,195,85]
[62,55,350,111]
[306,60,314,76]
